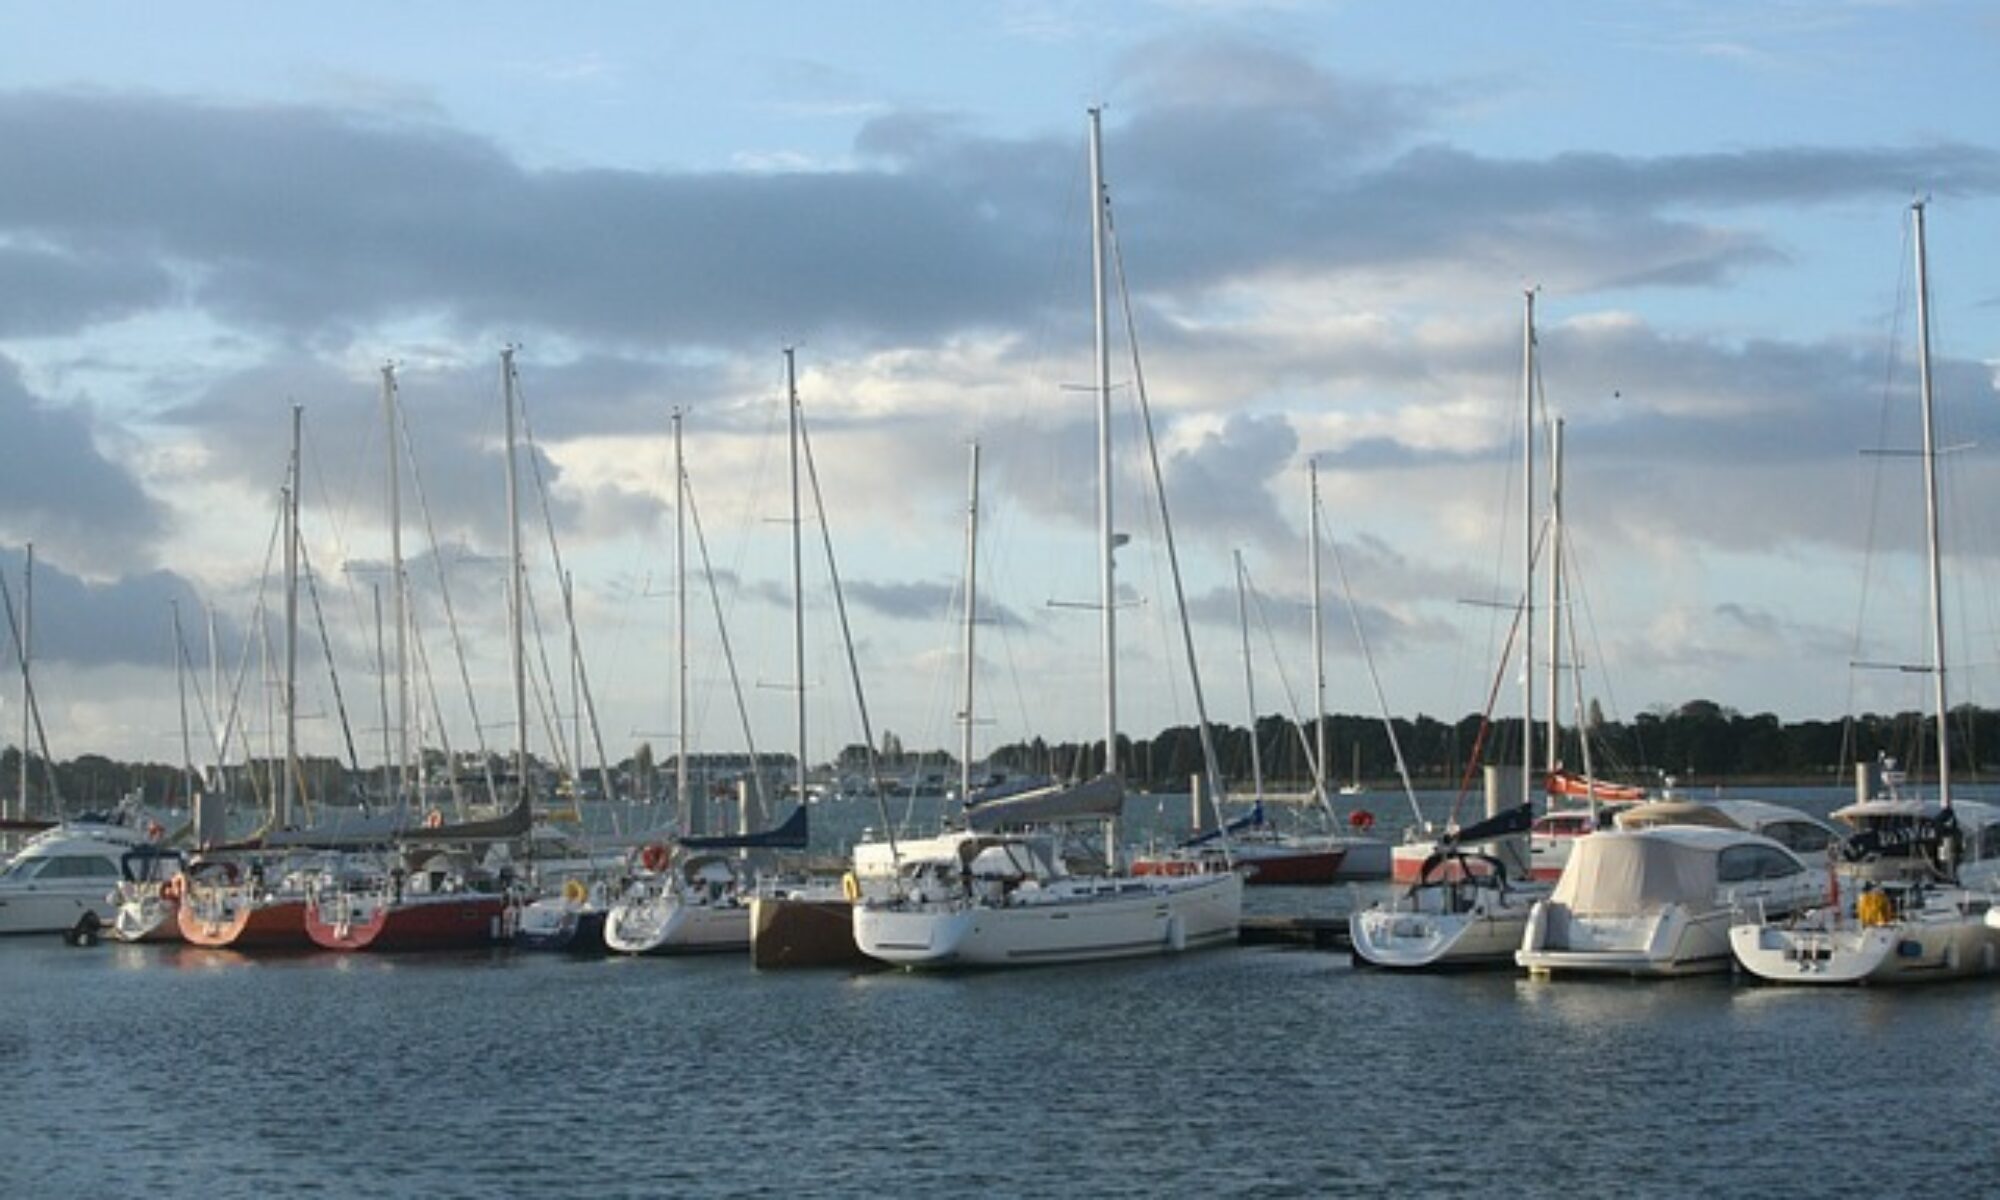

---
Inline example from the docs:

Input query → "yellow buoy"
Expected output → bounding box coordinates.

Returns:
[562,878,588,905]
[841,871,861,903]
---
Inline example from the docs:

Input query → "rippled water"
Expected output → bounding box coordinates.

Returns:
[7,786,1999,1197]
[7,916,2000,1198]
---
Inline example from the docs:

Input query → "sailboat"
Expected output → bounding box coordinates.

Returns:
[1354,292,1546,968]
[1731,202,2000,985]
[604,351,815,957]
[179,405,319,951]
[1131,550,1348,885]
[302,351,531,952]
[851,109,1242,969]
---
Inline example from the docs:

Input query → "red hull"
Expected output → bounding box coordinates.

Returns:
[1234,848,1347,886]
[178,896,313,950]
[1131,847,1348,886]
[305,894,511,952]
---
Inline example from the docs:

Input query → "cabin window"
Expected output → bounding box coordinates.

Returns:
[1756,847,1805,880]
[1766,822,1835,855]
[1717,846,1761,883]
[39,856,119,879]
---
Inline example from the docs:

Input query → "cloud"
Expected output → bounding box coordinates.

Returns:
[0,356,169,573]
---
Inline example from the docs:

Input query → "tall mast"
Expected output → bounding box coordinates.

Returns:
[16,542,27,819]
[960,441,981,804]
[1547,417,1564,777]
[381,364,410,804]
[1088,107,1121,869]
[1309,460,1327,803]
[282,404,300,828]
[1235,550,1264,805]
[502,347,529,807]
[1089,108,1118,781]
[208,603,226,796]
[372,584,390,806]
[1912,201,1950,808]
[787,348,807,820]
[1521,290,1537,815]
[173,601,193,805]
[673,407,691,831]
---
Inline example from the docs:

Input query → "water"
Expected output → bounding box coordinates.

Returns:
[8,786,2000,1197]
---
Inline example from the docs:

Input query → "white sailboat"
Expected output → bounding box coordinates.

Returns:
[1355,292,1545,968]
[852,108,1241,969]
[605,351,818,956]
[1731,201,2000,985]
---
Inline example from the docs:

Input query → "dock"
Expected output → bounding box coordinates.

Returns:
[1239,915,1349,951]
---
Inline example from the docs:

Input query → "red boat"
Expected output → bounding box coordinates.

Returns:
[176,860,317,950]
[1132,835,1348,886]
[178,889,313,950]
[304,876,512,952]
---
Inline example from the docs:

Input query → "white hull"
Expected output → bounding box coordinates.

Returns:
[1518,901,1740,977]
[1732,899,2000,985]
[853,871,1241,969]
[1350,902,1532,970]
[603,894,749,954]
[0,884,119,934]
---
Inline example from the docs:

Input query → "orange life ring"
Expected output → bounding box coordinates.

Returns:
[424,810,444,829]
[161,875,185,902]
[640,843,670,873]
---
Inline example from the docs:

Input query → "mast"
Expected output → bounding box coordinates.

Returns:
[960,441,980,805]
[1089,107,1121,868]
[208,603,226,796]
[1235,550,1264,806]
[1912,201,1950,808]
[1309,460,1328,805]
[381,364,410,806]
[373,583,390,806]
[1547,417,1564,778]
[16,542,27,819]
[502,347,529,807]
[1520,289,1537,816]
[673,407,691,831]
[173,601,193,806]
[282,404,300,828]
[787,348,806,825]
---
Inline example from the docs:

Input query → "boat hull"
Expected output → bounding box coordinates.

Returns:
[854,872,1243,969]
[750,895,868,968]
[1731,907,2000,985]
[513,899,608,954]
[1517,902,1737,977]
[112,893,182,943]
[178,893,313,950]
[305,893,511,952]
[603,896,749,955]
[1133,846,1346,887]
[1350,904,1531,970]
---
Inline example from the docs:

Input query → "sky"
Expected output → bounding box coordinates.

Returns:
[2,0,1999,780]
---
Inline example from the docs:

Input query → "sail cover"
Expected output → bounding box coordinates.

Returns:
[964,773,1124,832]
[678,804,809,851]
[1549,830,1723,916]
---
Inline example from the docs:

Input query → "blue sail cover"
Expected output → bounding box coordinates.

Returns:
[678,804,809,851]
[1178,801,1267,848]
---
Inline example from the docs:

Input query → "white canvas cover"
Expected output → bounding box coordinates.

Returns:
[1549,830,1726,916]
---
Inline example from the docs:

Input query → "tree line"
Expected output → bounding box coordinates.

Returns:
[6,699,1995,814]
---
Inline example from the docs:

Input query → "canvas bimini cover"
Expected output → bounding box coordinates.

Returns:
[1549,829,1734,916]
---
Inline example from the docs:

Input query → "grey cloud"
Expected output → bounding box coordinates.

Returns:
[0,356,168,572]
[0,546,220,670]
